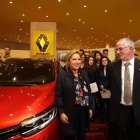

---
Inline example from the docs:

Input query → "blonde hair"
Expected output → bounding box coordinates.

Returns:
[66,50,81,69]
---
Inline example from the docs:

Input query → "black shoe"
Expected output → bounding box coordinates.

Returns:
[99,118,104,124]
[106,120,109,126]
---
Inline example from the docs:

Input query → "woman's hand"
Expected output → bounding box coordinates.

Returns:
[89,110,92,118]
[60,113,69,124]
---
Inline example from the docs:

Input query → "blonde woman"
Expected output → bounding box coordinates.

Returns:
[55,51,93,140]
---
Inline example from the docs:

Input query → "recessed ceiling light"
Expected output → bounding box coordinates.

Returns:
[18,36,20,37]
[26,33,28,35]
[74,30,76,31]
[21,20,23,22]
[105,10,107,12]
[130,20,132,22]
[74,42,75,43]
[109,25,111,26]
[17,38,18,40]
[9,1,13,4]
[93,43,94,44]
[101,41,103,42]
[78,19,81,21]
[66,13,69,15]
[46,16,48,18]
[65,40,66,41]
[82,22,85,24]
[106,35,108,37]
[63,38,64,39]
[116,40,117,41]
[128,36,130,37]
[81,43,82,44]
[19,40,21,42]
[57,30,58,32]
[38,6,41,9]
[84,5,87,8]
[123,33,125,34]
[77,37,79,39]
[22,14,25,16]
[5,39,6,41]
[91,28,93,29]
[91,37,93,38]
[111,38,113,39]
[80,40,81,41]
[95,39,97,40]
[61,42,62,43]
[58,0,61,2]
[20,28,22,30]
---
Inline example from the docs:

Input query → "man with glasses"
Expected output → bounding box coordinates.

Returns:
[108,38,140,140]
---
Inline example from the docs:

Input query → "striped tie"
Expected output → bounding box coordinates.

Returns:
[124,62,132,104]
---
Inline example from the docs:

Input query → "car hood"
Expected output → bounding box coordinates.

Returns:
[0,81,56,130]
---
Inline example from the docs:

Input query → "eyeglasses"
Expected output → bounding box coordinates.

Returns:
[115,46,129,52]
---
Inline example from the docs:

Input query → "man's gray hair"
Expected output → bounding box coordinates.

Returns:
[116,38,135,49]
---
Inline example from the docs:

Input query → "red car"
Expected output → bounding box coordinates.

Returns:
[0,58,60,140]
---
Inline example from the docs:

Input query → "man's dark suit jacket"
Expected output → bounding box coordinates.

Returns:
[108,59,140,127]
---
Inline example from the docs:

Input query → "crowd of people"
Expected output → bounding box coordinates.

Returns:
[55,38,140,140]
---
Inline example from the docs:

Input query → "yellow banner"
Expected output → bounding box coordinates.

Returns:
[32,31,54,56]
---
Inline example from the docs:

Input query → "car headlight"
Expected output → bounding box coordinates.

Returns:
[19,103,57,137]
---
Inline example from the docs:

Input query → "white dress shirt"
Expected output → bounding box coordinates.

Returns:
[120,57,134,105]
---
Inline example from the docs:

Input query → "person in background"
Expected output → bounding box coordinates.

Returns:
[2,46,11,61]
[84,55,98,123]
[102,49,111,63]
[134,53,138,59]
[85,51,90,59]
[55,50,93,140]
[112,51,119,62]
[108,38,140,140]
[93,51,102,112]
[79,49,85,55]
[99,56,111,125]
[80,53,86,70]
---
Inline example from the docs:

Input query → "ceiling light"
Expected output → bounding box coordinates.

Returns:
[74,30,76,31]
[22,14,25,16]
[106,35,108,37]
[9,1,13,4]
[95,39,97,40]
[74,42,75,43]
[17,38,18,40]
[91,37,93,38]
[46,16,48,17]
[116,40,117,41]
[20,28,22,30]
[80,40,81,41]
[18,36,20,37]
[82,22,85,24]
[109,25,111,26]
[78,19,81,21]
[128,36,130,37]
[105,10,107,12]
[77,37,79,39]
[84,5,87,8]
[19,40,21,42]
[21,20,23,22]
[61,42,62,43]
[66,13,69,15]
[63,38,64,39]
[91,28,93,29]
[65,40,66,41]
[26,33,28,35]
[123,33,125,34]
[5,39,6,41]
[93,43,94,44]
[38,6,41,9]
[111,38,113,39]
[130,20,132,22]
[57,30,58,32]
[58,0,61,2]
[81,43,82,44]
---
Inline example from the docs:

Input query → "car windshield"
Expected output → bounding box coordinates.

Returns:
[0,60,55,86]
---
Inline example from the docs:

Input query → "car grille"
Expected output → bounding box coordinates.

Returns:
[0,125,20,140]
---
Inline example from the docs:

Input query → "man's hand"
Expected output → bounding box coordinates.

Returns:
[60,113,69,124]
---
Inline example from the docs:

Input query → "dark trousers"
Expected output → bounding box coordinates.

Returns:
[100,98,110,120]
[109,104,140,140]
[62,105,86,140]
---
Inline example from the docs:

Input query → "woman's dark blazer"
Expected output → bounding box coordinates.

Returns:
[55,68,93,136]
[99,69,109,90]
